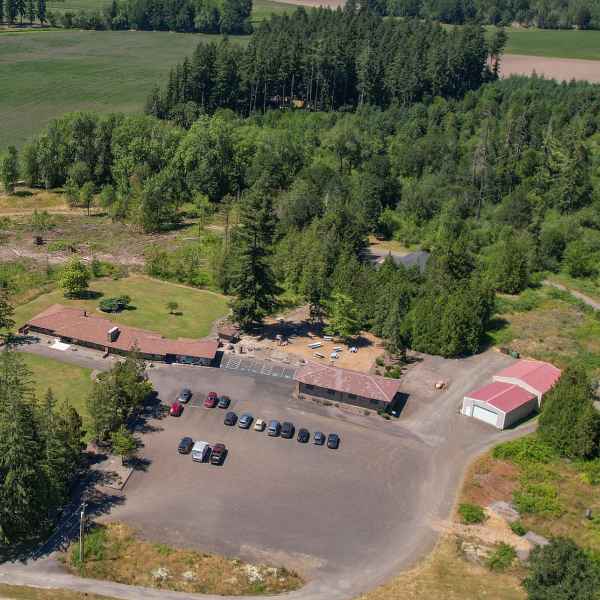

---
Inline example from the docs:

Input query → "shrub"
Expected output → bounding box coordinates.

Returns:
[513,482,563,517]
[458,503,486,524]
[576,459,600,486]
[510,521,527,536]
[486,543,517,571]
[99,296,131,313]
[493,435,556,467]
[71,525,107,566]
[47,240,72,252]
[375,356,384,367]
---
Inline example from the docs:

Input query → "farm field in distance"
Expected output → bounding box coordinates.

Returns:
[499,26,600,60]
[0,30,247,148]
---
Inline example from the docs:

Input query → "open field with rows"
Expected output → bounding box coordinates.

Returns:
[500,27,600,60]
[0,30,247,148]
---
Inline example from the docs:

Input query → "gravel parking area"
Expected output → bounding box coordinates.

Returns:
[107,367,426,580]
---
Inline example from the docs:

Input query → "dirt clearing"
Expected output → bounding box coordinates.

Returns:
[501,54,600,83]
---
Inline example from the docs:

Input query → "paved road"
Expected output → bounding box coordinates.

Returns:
[1,347,533,600]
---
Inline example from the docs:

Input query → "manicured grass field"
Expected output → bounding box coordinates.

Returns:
[14,275,228,339]
[19,351,94,422]
[494,26,600,60]
[0,30,246,148]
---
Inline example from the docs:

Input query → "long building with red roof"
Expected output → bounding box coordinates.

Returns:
[294,361,402,413]
[21,304,219,366]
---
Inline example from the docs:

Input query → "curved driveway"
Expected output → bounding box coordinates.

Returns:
[1,348,531,600]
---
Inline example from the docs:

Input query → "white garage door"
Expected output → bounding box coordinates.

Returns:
[472,405,499,427]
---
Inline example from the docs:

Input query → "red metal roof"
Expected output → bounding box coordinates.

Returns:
[295,361,401,403]
[466,381,536,413]
[493,360,561,396]
[26,304,218,359]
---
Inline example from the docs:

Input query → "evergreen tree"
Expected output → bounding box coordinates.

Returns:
[59,257,90,298]
[0,289,15,337]
[0,146,19,194]
[0,350,47,543]
[36,0,45,23]
[538,365,600,459]
[326,291,361,341]
[229,188,280,330]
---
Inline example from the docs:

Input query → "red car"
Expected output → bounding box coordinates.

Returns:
[170,401,183,417]
[204,392,218,408]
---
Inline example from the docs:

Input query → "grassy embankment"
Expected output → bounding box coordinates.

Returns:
[0,584,117,600]
[64,522,303,595]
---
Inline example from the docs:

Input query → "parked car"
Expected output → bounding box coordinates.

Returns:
[254,418,266,432]
[313,431,325,446]
[218,395,231,409]
[169,401,183,417]
[281,422,295,439]
[239,413,253,429]
[210,443,227,465]
[267,420,281,436]
[177,388,192,403]
[191,440,211,462]
[178,437,194,454]
[224,411,238,426]
[204,392,218,408]
[297,428,310,443]
[327,433,340,449]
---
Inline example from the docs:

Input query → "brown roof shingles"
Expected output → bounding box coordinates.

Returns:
[295,361,401,403]
[26,304,218,359]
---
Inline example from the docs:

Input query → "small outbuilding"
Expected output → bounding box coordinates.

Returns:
[462,359,561,429]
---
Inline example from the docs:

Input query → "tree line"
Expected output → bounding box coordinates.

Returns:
[146,8,503,119]
[0,0,47,25]
[368,0,600,30]
[55,0,252,33]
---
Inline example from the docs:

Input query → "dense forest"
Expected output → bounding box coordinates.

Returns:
[0,0,251,32]
[146,8,503,120]
[10,71,600,357]
[374,0,600,29]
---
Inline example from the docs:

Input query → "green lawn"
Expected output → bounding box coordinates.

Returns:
[15,275,228,339]
[19,352,94,425]
[0,30,247,148]
[494,27,600,60]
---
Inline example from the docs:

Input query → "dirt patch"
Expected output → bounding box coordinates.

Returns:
[461,455,520,507]
[64,522,303,595]
[238,305,385,373]
[501,54,600,83]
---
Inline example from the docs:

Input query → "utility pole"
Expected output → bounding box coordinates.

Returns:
[79,501,87,563]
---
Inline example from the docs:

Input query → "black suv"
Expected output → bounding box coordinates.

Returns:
[297,428,310,443]
[281,422,295,439]
[224,411,238,426]
[218,395,231,409]
[178,437,193,454]
[327,433,340,449]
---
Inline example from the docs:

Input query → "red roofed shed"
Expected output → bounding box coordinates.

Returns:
[295,361,402,413]
[462,359,561,429]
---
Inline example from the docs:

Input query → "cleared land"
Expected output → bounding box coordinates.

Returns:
[14,274,228,339]
[0,30,246,148]
[501,54,600,83]
[19,351,94,423]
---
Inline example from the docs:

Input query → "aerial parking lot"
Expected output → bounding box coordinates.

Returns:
[105,366,428,586]
[92,350,522,599]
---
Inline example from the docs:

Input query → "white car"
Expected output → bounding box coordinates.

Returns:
[254,418,266,432]
[191,441,211,463]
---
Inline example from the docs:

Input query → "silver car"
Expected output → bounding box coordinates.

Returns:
[238,413,253,429]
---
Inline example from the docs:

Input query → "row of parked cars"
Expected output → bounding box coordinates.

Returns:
[223,410,340,449]
[177,437,227,465]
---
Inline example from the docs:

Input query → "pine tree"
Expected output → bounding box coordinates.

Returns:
[229,188,280,330]
[0,146,19,194]
[36,0,45,23]
[26,0,34,23]
[0,289,15,337]
[0,350,48,543]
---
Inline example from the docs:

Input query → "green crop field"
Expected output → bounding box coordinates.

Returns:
[496,27,600,60]
[0,30,248,149]
[14,274,229,339]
